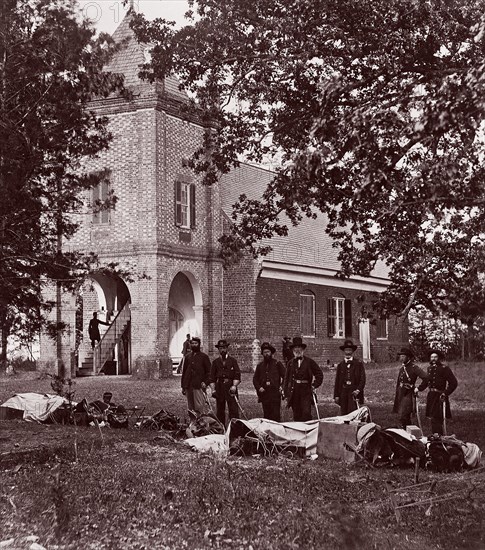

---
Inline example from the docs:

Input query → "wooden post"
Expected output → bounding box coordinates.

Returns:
[386,482,402,524]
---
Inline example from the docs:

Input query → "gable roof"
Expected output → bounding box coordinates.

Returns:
[220,163,389,280]
[108,11,188,101]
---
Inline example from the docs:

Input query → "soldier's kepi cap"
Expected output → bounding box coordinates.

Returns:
[103,392,113,400]
[215,339,230,348]
[261,342,276,354]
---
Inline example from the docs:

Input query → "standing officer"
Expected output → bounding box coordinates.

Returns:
[333,339,366,415]
[418,350,458,435]
[393,347,428,429]
[181,337,211,414]
[283,337,323,421]
[253,342,286,422]
[209,339,241,425]
[176,333,191,374]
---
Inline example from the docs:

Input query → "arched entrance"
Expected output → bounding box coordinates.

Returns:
[77,273,131,376]
[168,272,203,361]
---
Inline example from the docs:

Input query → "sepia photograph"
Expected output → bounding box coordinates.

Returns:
[0,0,484,548]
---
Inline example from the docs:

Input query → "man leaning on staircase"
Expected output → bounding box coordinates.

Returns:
[88,312,110,349]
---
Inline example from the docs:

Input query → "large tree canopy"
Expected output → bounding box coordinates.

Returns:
[132,0,485,317]
[0,0,125,359]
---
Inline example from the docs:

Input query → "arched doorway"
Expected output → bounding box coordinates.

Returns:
[77,273,131,376]
[168,272,203,361]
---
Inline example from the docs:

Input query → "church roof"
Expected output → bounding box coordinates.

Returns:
[108,11,188,101]
[220,163,389,280]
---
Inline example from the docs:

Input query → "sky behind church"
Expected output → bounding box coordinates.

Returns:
[78,0,190,34]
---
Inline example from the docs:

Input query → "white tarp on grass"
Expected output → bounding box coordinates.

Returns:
[1,393,68,423]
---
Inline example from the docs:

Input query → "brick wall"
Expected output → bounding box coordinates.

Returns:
[38,285,77,377]
[255,277,408,366]
[39,92,224,377]
[220,240,260,370]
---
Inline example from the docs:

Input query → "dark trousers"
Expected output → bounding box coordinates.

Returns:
[262,398,281,422]
[291,386,312,421]
[216,385,239,425]
[338,389,361,416]
[397,392,414,429]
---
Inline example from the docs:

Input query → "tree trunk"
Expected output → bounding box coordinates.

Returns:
[0,309,9,370]
[467,322,474,361]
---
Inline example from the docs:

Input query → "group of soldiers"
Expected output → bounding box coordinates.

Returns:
[180,336,458,435]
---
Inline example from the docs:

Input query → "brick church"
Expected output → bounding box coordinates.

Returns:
[39,13,408,377]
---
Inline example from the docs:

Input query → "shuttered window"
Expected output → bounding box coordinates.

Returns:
[175,181,196,228]
[92,180,110,224]
[376,317,388,339]
[300,291,315,337]
[328,297,352,338]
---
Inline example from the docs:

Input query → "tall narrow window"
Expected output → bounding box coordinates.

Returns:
[92,179,110,224]
[328,297,352,338]
[175,180,196,228]
[300,291,315,337]
[376,317,388,339]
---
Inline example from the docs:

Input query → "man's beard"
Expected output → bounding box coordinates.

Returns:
[191,345,200,353]
[263,355,272,363]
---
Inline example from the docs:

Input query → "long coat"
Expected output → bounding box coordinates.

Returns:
[253,358,285,403]
[210,356,241,387]
[393,360,428,415]
[418,362,458,419]
[333,358,366,402]
[283,356,323,406]
[181,351,211,390]
[88,318,109,341]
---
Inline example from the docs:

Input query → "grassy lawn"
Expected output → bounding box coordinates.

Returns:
[0,363,484,549]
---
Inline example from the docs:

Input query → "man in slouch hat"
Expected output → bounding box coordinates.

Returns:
[181,337,211,414]
[283,337,323,421]
[209,339,241,425]
[393,347,428,429]
[253,342,286,422]
[418,349,458,435]
[333,339,366,415]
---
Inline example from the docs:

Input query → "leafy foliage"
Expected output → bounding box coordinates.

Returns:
[409,306,485,360]
[132,0,485,316]
[0,0,126,358]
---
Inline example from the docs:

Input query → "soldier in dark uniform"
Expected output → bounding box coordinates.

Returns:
[333,339,366,415]
[176,334,191,374]
[88,312,110,349]
[253,342,286,422]
[393,347,428,429]
[418,349,458,434]
[209,339,241,425]
[283,337,323,421]
[181,337,211,414]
